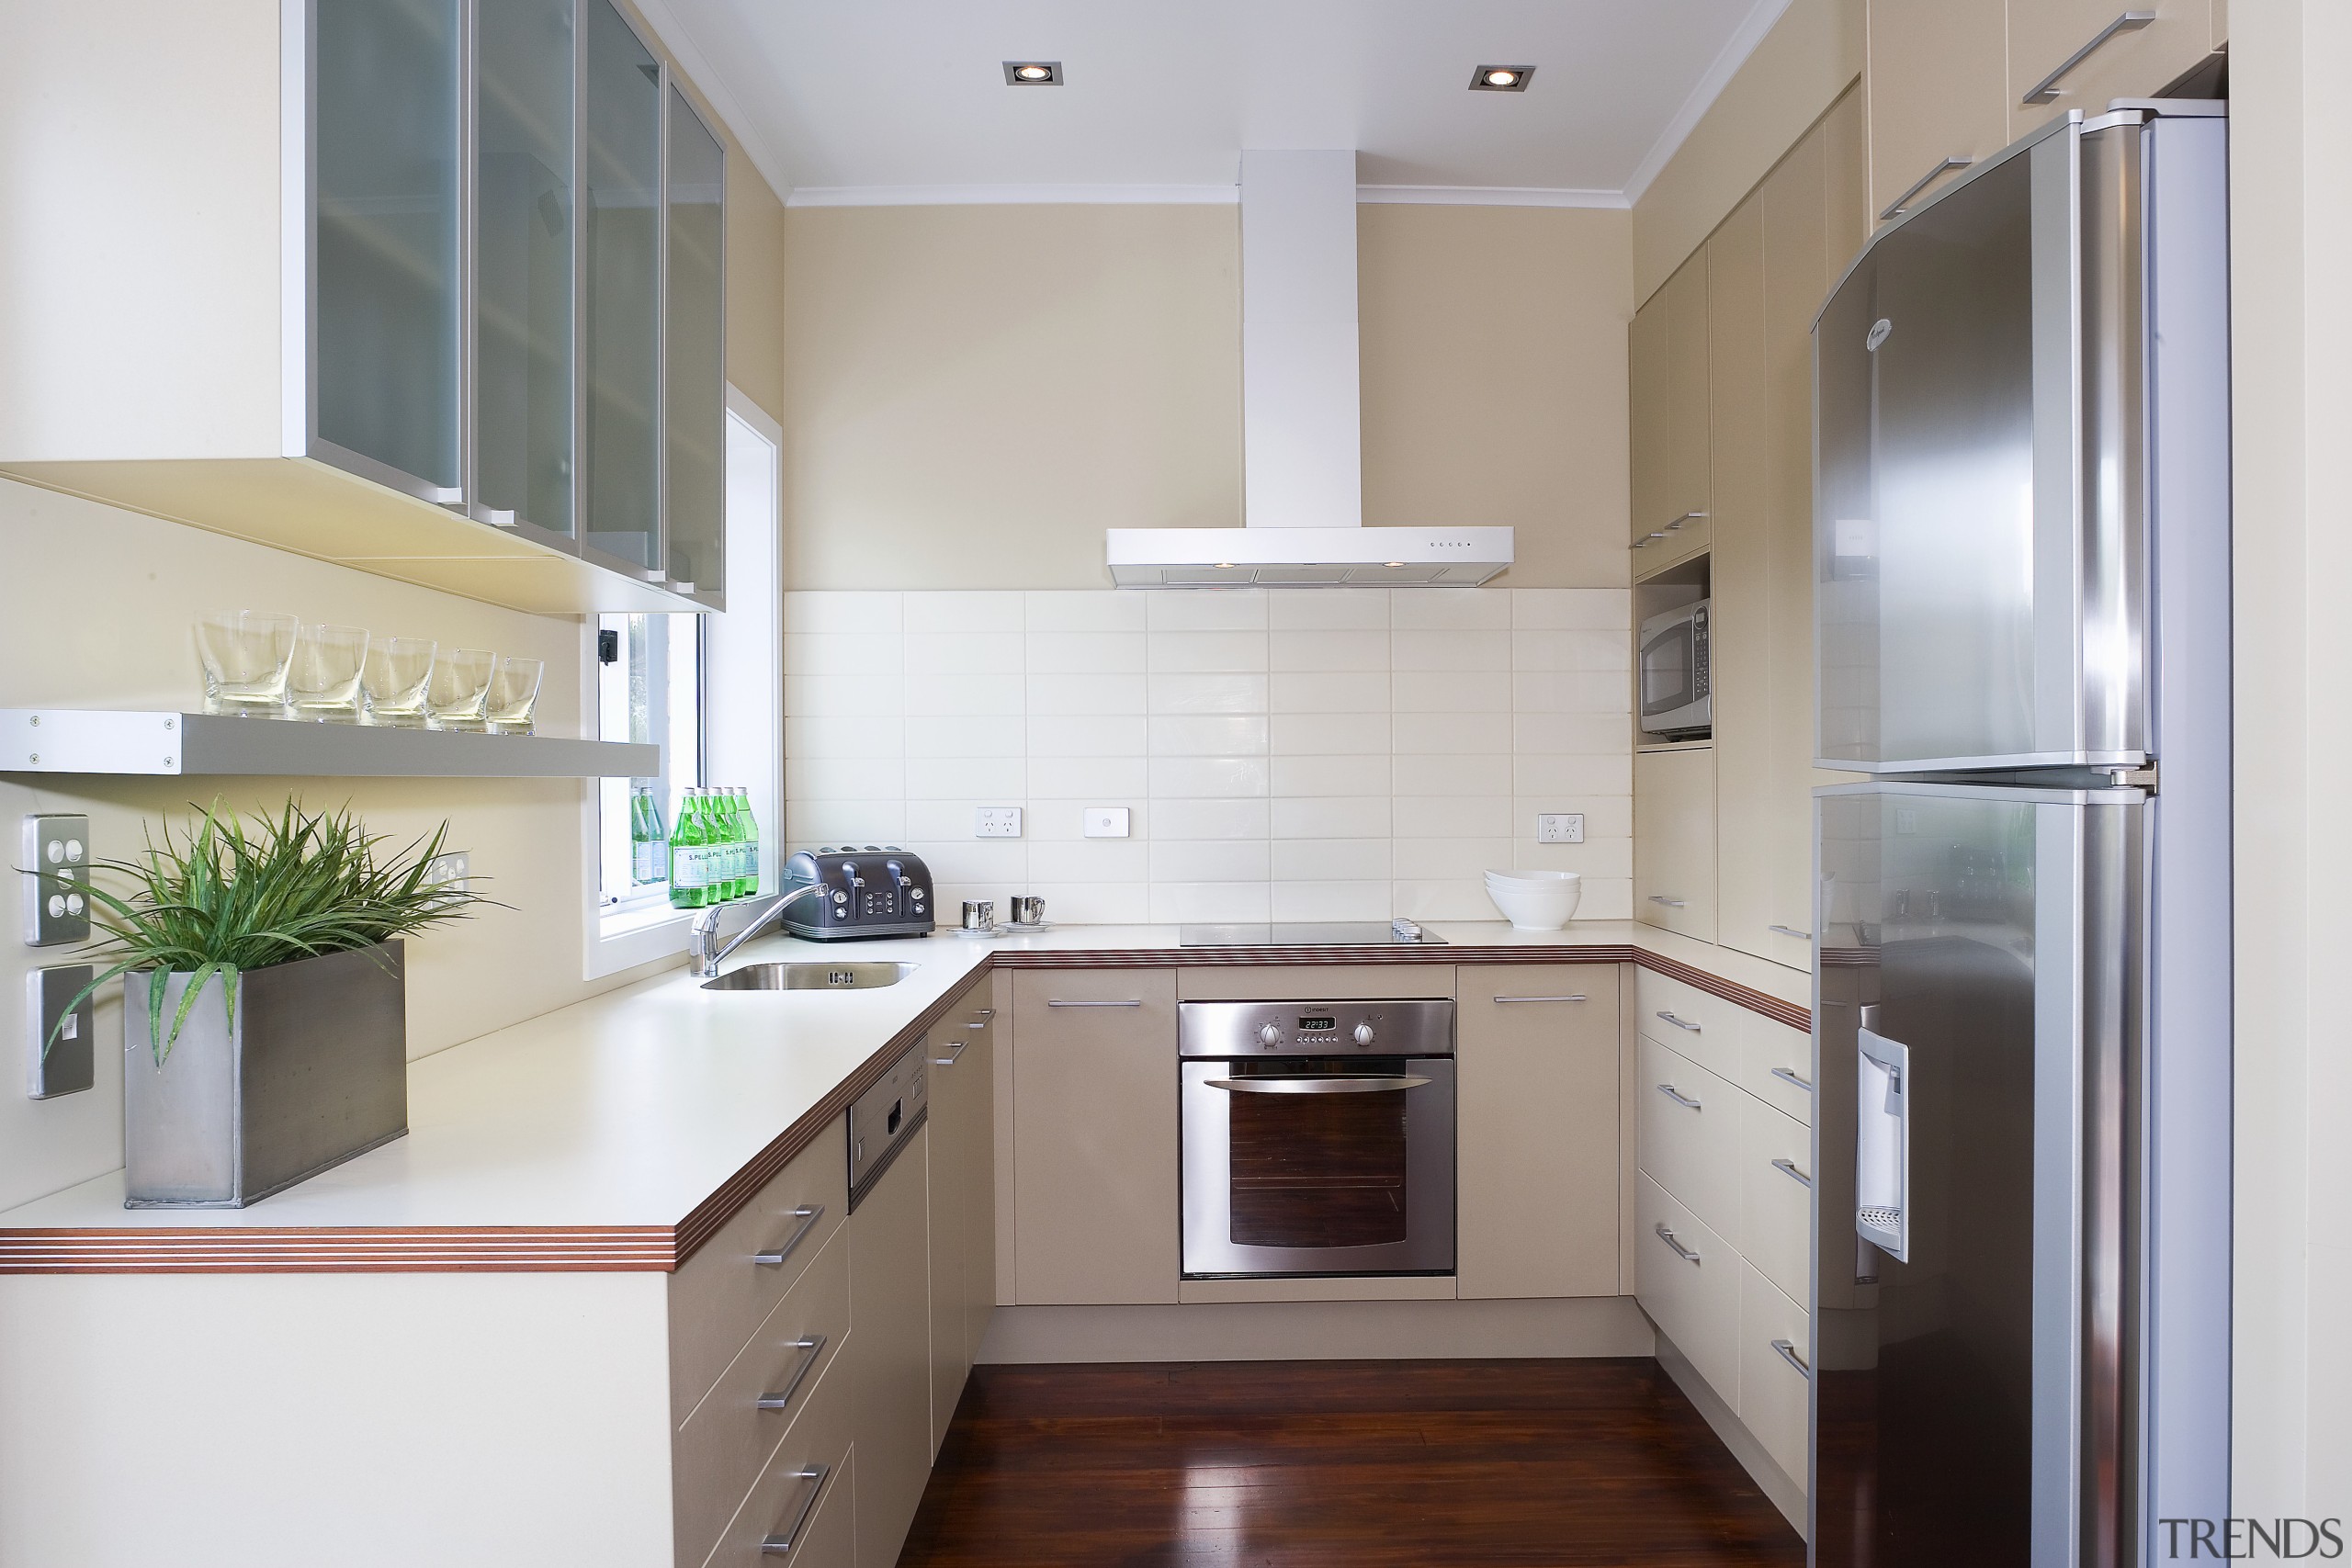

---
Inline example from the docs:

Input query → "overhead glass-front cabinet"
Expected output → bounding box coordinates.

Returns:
[664,86,726,606]
[581,0,664,581]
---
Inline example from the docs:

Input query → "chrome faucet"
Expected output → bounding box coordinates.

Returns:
[688,882,829,979]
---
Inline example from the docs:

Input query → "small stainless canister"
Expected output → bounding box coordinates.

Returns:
[961,900,995,932]
[1008,895,1046,927]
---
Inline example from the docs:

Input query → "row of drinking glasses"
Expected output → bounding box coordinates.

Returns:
[195,610,543,732]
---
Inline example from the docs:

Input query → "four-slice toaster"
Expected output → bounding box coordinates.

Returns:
[777,848,935,940]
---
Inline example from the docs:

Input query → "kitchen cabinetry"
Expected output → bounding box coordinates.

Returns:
[1457,966,1623,1299]
[1634,746,1717,942]
[1630,253,1712,572]
[1010,968,1181,1305]
[2006,0,2222,143]
[1864,0,2010,222]
[0,0,727,615]
[927,988,998,1453]
[851,1121,933,1568]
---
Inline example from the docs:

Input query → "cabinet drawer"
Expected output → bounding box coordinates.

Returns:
[673,1226,852,1566]
[1637,1036,1743,1240]
[1634,966,1741,1082]
[1738,1013,1814,1125]
[1737,1094,1812,1306]
[670,1125,849,1426]
[1738,1259,1812,1489]
[1635,1171,1740,1404]
[700,1353,856,1568]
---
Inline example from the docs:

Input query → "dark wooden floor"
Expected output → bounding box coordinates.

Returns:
[898,1359,1804,1567]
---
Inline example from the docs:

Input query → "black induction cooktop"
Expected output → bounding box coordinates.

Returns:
[1178,920,1446,948]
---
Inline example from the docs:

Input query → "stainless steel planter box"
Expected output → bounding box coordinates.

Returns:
[122,942,408,1208]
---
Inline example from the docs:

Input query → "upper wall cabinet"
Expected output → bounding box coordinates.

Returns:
[0,0,727,616]
[1629,252,1711,577]
[2005,0,2223,144]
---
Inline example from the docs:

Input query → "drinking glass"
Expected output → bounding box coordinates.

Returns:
[286,624,370,722]
[194,610,300,715]
[361,637,437,728]
[424,648,497,730]
[483,655,544,735]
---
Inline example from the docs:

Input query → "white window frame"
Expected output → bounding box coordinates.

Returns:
[582,385,783,979]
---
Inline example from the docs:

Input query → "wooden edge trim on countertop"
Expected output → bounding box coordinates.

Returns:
[1,942,1809,1275]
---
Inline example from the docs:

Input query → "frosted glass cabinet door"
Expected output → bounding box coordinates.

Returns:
[472,0,577,542]
[581,0,662,575]
[313,0,463,502]
[664,87,725,602]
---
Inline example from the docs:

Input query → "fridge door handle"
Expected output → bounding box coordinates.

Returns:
[1856,1024,1911,1263]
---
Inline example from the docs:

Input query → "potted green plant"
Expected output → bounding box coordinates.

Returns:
[44,801,488,1208]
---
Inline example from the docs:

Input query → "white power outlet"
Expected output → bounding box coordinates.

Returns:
[1082,807,1130,839]
[973,807,1023,840]
[424,852,471,894]
[1536,814,1585,844]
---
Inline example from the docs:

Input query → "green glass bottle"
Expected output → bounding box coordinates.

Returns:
[667,787,706,908]
[713,787,742,901]
[737,787,760,898]
[629,786,664,886]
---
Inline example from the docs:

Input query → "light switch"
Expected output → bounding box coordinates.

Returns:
[1536,814,1584,844]
[973,807,1023,839]
[1082,807,1130,839]
[27,964,95,1100]
[22,815,91,946]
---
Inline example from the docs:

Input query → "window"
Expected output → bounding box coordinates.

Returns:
[583,387,781,978]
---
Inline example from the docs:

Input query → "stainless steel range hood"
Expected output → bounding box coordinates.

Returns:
[1106,151,1513,588]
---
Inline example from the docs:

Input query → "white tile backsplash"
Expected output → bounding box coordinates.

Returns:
[783,588,1634,926]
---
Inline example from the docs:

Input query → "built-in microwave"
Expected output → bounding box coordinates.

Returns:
[1638,599,1711,739]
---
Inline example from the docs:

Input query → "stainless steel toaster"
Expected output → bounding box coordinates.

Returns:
[777,848,935,941]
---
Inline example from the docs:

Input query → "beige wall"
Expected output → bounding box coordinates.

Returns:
[2228,0,2352,1517]
[1631,0,1864,303]
[779,202,1634,591]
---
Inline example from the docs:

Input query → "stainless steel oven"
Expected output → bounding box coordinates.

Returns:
[1179,998,1455,1279]
[1638,598,1712,739]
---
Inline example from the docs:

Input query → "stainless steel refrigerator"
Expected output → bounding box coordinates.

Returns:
[1809,104,2231,1568]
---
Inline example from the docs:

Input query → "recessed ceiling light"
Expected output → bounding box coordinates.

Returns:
[1469,64,1535,92]
[1003,61,1062,85]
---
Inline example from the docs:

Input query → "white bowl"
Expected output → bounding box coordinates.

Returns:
[1484,870,1581,930]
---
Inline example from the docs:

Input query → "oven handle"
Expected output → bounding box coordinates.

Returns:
[1204,1076,1434,1095]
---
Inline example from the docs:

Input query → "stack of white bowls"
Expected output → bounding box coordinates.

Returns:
[1484,868,1583,931]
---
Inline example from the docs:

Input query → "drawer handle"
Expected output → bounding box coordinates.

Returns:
[1770,1337,1812,1379]
[974,1009,994,1018]
[1770,1066,1814,1092]
[1046,998,1141,1008]
[1654,1223,1702,1265]
[1630,532,1666,549]
[2021,9,2155,105]
[1647,895,1688,908]
[1655,1010,1701,1032]
[1493,995,1588,1005]
[1767,924,1813,942]
[1656,1083,1702,1111]
[933,1038,971,1066]
[1879,156,1973,220]
[1664,511,1708,530]
[967,1021,989,1029]
[756,1335,829,1415]
[753,1205,826,1268]
[1770,1156,1813,1190]
[759,1463,831,1555]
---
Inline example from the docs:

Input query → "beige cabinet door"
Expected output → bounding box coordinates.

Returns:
[2007,0,2219,143]
[1630,293,1670,553]
[925,1023,973,1456]
[1634,746,1716,942]
[849,1124,933,1568]
[1011,967,1181,1304]
[1457,965,1623,1299]
[958,1028,999,1368]
[1634,1170,1741,1402]
[1866,0,2009,225]
[1656,251,1713,570]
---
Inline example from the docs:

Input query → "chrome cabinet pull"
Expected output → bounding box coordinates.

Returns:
[1770,1156,1813,1190]
[933,1038,970,1067]
[1647,895,1688,908]
[1046,998,1141,1008]
[2022,10,2155,104]
[974,1009,994,1018]
[1492,995,1588,1005]
[1879,156,1973,220]
[1770,1338,1812,1379]
[1656,1083,1702,1111]
[1207,1076,1433,1095]
[1655,1224,1701,1265]
[1655,1010,1701,1032]
[1630,532,1666,549]
[752,1205,825,1268]
[1770,1065,1814,1092]
[759,1464,831,1555]
[1768,924,1813,941]
[755,1336,828,1414]
[1664,511,1708,530]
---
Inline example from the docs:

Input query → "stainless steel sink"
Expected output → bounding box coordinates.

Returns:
[700,961,919,992]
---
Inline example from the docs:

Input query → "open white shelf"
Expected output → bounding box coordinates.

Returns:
[0,709,658,779]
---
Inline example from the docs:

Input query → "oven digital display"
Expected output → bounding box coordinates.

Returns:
[1297,1015,1337,1032]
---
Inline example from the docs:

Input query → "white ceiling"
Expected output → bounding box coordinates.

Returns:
[635,0,1791,207]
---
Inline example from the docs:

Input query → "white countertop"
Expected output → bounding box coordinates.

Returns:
[0,920,1806,1242]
